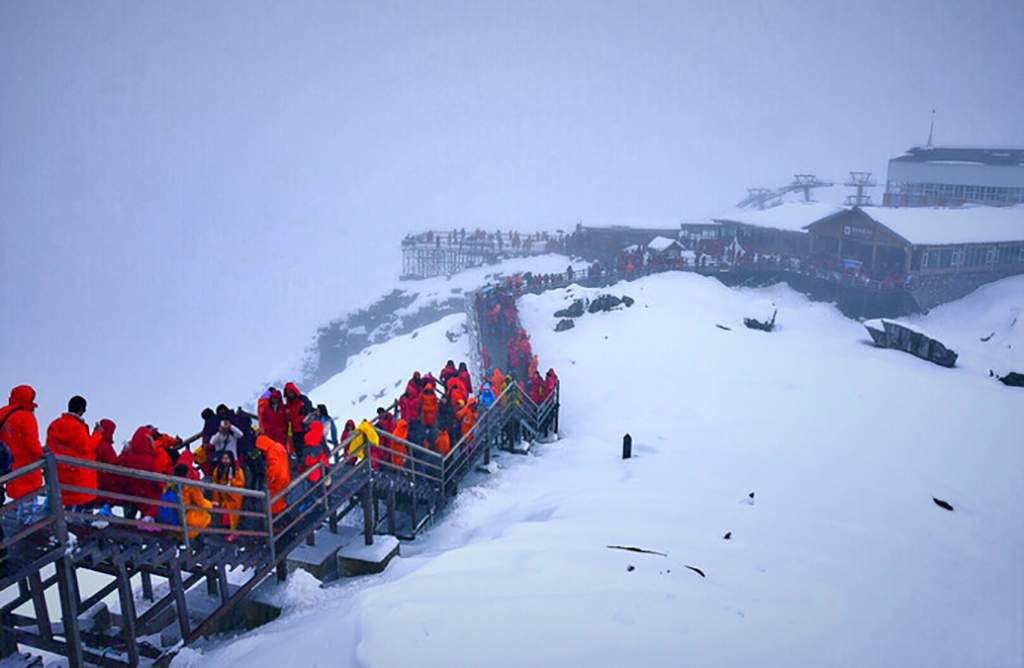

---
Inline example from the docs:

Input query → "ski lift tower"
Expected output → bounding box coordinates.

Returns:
[844,171,877,207]
[793,174,831,202]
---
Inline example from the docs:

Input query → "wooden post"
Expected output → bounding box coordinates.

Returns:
[114,555,140,668]
[217,563,230,604]
[263,492,276,565]
[141,571,155,602]
[386,485,397,536]
[27,571,52,641]
[360,482,375,546]
[622,434,632,460]
[176,484,191,553]
[44,450,83,668]
[167,554,191,642]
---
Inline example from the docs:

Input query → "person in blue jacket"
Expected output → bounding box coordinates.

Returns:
[478,381,496,409]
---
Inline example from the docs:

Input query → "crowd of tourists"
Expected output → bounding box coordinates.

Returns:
[402,228,569,255]
[0,351,558,548]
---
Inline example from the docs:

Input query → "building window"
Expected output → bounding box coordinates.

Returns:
[985,248,997,265]
[1019,247,1024,264]
[951,248,963,267]
[997,246,1018,265]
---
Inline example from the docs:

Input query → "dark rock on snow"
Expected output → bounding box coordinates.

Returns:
[555,318,576,332]
[588,294,634,314]
[554,299,586,319]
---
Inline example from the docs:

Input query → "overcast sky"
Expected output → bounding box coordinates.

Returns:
[2,1,1023,441]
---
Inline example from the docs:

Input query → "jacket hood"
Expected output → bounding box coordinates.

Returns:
[304,421,325,446]
[256,434,278,452]
[128,427,155,454]
[99,418,116,438]
[269,387,283,403]
[345,419,356,430]
[9,385,37,410]
[284,382,301,398]
[49,413,87,442]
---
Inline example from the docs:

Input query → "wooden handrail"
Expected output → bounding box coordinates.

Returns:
[53,454,266,499]
[0,459,46,487]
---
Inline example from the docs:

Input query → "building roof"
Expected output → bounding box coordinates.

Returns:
[856,205,1024,246]
[890,146,1024,168]
[713,201,846,233]
[647,236,681,252]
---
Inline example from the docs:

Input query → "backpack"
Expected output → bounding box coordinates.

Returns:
[157,486,181,526]
[0,407,24,477]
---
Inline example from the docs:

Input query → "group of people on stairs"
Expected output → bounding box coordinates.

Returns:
[0,350,556,553]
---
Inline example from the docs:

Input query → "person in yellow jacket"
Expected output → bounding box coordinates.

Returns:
[346,419,380,464]
[211,451,246,531]
[171,464,214,539]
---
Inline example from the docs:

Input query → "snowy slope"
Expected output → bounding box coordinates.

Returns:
[184,272,1023,668]
[909,274,1024,377]
[308,313,471,420]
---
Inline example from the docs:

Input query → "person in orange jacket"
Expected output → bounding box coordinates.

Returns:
[456,397,478,443]
[435,428,452,457]
[46,395,103,509]
[420,385,439,428]
[0,385,44,503]
[153,433,179,475]
[391,419,409,469]
[171,464,213,540]
[211,450,246,532]
[491,369,505,399]
[255,435,291,515]
[446,376,467,407]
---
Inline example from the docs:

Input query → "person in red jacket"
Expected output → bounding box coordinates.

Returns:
[439,361,458,385]
[544,368,559,398]
[258,387,289,446]
[457,362,473,395]
[301,422,329,487]
[404,371,424,399]
[0,385,43,504]
[94,418,121,506]
[46,395,103,510]
[373,407,396,471]
[398,386,421,422]
[283,382,309,453]
[116,427,164,519]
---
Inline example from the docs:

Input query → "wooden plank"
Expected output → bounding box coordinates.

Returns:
[26,572,51,641]
[113,555,140,667]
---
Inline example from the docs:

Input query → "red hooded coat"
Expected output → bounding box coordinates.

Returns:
[0,385,43,500]
[116,427,164,516]
[259,388,289,445]
[398,389,421,421]
[94,418,121,503]
[46,413,102,507]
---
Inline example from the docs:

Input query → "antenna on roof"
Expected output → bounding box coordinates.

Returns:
[926,108,936,147]
[844,172,876,207]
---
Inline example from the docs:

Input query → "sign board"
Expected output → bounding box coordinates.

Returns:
[842,224,874,241]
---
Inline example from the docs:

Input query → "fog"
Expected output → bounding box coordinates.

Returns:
[2,1,1022,437]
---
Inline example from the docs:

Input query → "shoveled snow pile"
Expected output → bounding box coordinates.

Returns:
[184,272,1022,668]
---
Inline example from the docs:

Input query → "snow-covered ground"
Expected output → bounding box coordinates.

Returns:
[184,272,1022,668]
